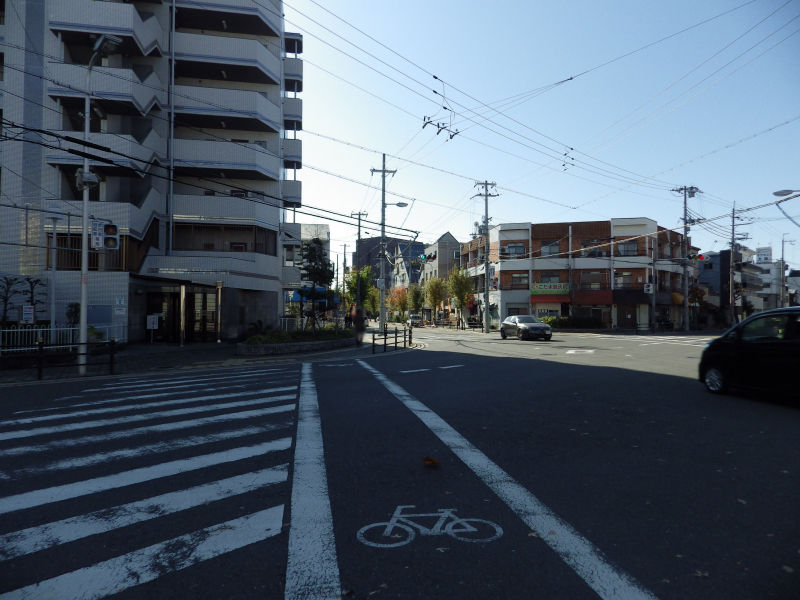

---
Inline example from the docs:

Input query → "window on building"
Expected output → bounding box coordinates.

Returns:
[541,241,560,256]
[501,243,526,257]
[615,271,634,287]
[511,273,529,288]
[230,242,247,252]
[540,271,560,283]
[617,241,638,256]
[0,53,4,81]
[581,240,608,257]
[580,271,606,289]
[704,262,713,270]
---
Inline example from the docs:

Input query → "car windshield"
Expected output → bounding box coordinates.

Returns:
[516,316,541,324]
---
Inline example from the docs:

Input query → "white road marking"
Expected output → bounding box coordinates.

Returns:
[79,367,289,392]
[2,424,277,479]
[1,405,294,458]
[565,349,595,354]
[0,396,295,442]
[285,363,341,600]
[399,369,430,373]
[438,364,464,370]
[0,465,288,560]
[357,359,658,600]
[0,505,284,600]
[2,387,296,426]
[0,437,291,515]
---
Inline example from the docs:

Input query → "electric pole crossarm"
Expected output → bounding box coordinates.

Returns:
[473,181,499,334]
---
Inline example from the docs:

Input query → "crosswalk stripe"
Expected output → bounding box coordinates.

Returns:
[1,405,294,458]
[1,424,283,479]
[0,436,292,515]
[0,396,296,442]
[80,367,292,392]
[2,386,297,426]
[0,464,288,560]
[0,505,285,600]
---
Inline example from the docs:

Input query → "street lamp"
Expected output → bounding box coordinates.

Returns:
[773,189,800,197]
[379,200,408,332]
[78,34,121,374]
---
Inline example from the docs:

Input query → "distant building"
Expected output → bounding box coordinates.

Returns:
[420,232,462,285]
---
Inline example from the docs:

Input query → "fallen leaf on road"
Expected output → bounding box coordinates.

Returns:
[423,457,440,468]
[693,570,709,578]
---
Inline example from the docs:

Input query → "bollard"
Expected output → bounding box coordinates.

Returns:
[37,338,44,380]
[383,329,387,353]
[394,328,398,350]
[109,337,116,375]
[372,332,376,354]
[409,326,412,346]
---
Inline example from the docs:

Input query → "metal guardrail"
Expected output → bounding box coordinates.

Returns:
[371,326,411,354]
[0,338,119,380]
[0,324,127,355]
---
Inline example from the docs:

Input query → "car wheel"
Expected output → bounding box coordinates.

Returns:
[517,329,524,340]
[545,335,552,341]
[500,328,507,339]
[703,367,726,394]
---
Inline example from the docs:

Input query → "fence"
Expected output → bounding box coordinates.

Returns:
[0,338,119,379]
[0,324,127,355]
[371,326,412,354]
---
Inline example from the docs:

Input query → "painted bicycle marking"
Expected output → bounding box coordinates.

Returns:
[357,505,503,548]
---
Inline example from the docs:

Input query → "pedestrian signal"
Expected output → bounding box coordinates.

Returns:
[103,223,120,250]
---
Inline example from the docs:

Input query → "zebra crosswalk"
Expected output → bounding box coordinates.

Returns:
[0,365,300,599]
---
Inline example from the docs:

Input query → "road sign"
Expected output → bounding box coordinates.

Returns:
[90,220,104,249]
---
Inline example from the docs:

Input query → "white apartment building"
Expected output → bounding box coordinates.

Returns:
[0,0,302,343]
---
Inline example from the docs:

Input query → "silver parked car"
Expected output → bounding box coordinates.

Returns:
[500,315,552,341]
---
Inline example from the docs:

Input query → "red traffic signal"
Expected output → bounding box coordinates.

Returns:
[103,223,120,250]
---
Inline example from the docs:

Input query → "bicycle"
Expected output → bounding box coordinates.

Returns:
[357,505,503,548]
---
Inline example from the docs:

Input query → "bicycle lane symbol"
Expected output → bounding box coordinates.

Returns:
[357,505,503,548]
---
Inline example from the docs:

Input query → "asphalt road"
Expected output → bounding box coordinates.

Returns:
[0,330,797,599]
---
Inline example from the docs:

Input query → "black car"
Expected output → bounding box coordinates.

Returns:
[698,307,800,397]
[500,315,552,341]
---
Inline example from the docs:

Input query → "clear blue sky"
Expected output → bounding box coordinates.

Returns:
[282,0,800,275]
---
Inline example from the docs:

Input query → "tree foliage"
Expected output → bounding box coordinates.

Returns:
[364,286,380,317]
[388,286,408,319]
[448,268,474,326]
[409,283,425,314]
[298,238,334,333]
[345,266,373,308]
[0,276,22,324]
[425,277,447,312]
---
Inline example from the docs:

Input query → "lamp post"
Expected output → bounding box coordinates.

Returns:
[49,216,61,344]
[78,34,121,375]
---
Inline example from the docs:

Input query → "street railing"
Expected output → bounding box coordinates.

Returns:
[0,324,127,355]
[371,326,411,354]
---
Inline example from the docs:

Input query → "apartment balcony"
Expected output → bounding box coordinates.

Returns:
[49,0,165,56]
[173,85,281,132]
[45,129,165,175]
[282,138,302,170]
[172,194,281,228]
[173,138,280,180]
[174,32,280,84]
[175,0,281,37]
[283,97,302,131]
[285,32,303,54]
[284,57,303,93]
[47,63,166,116]
[282,180,301,208]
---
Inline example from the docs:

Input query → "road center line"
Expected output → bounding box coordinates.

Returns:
[285,363,341,600]
[357,359,657,600]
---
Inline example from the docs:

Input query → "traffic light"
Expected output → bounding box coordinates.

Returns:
[103,223,120,250]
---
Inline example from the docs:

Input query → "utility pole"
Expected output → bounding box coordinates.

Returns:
[351,211,367,313]
[673,186,700,332]
[371,154,396,332]
[341,243,347,292]
[781,234,795,307]
[728,203,750,324]
[473,181,498,333]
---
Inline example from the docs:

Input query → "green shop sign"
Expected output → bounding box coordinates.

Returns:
[531,282,570,294]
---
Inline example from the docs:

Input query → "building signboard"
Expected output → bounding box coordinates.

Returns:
[531,283,570,295]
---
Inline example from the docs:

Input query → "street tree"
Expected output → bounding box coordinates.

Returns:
[364,286,380,318]
[448,268,473,329]
[345,266,373,310]
[0,276,22,325]
[388,286,408,321]
[409,283,425,315]
[425,276,447,317]
[299,237,335,334]
[22,277,48,318]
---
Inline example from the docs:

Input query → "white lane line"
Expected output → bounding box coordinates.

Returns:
[438,364,464,370]
[357,359,658,600]
[0,505,284,600]
[1,405,294,458]
[1,424,277,479]
[0,465,288,560]
[285,363,341,600]
[0,437,292,516]
[565,349,595,354]
[0,395,295,442]
[399,369,430,373]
